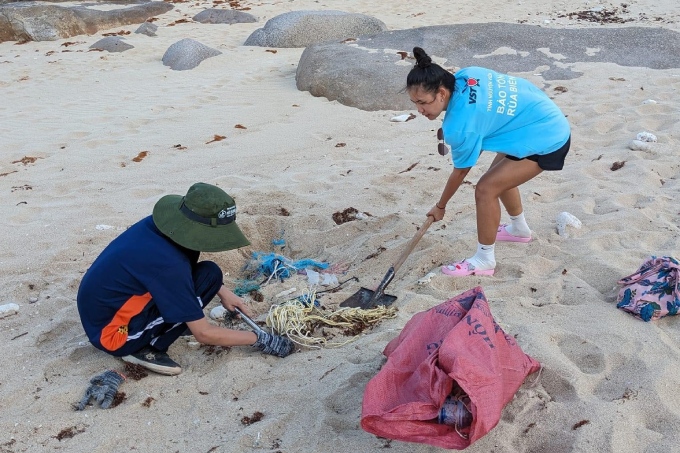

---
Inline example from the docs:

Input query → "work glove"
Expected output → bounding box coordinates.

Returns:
[76,370,126,410]
[253,330,294,358]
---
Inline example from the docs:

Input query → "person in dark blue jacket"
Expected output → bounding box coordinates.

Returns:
[77,183,293,375]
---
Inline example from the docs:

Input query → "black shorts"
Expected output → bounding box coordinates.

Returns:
[505,136,571,171]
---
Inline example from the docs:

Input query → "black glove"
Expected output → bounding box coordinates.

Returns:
[76,370,126,410]
[253,330,294,358]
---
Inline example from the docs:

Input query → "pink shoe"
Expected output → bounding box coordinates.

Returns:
[496,224,531,243]
[441,260,495,277]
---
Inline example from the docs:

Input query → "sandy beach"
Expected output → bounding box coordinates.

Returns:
[1,0,680,451]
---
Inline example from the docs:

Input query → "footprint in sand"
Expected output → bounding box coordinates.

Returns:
[558,334,605,375]
[323,370,374,432]
[539,367,579,403]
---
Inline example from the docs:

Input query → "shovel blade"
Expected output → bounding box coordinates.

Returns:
[340,287,397,309]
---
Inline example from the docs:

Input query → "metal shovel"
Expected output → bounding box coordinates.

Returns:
[340,216,434,309]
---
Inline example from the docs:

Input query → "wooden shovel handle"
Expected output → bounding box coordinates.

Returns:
[392,216,434,273]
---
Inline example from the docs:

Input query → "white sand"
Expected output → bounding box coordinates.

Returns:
[1,0,680,451]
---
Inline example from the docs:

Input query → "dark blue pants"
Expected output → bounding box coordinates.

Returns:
[111,261,222,356]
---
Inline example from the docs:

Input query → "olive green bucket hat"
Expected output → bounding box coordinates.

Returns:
[152,183,250,252]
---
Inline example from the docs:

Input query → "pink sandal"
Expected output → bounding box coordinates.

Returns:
[496,224,531,243]
[441,260,495,277]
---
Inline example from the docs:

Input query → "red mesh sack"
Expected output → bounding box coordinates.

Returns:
[361,287,541,449]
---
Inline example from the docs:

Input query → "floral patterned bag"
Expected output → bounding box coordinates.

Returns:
[616,256,680,321]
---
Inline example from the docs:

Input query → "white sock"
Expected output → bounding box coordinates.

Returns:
[466,242,496,270]
[505,211,531,238]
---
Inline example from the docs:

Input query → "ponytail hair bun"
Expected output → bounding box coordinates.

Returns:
[413,47,432,69]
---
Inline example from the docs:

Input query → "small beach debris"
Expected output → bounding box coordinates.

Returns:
[636,131,657,143]
[399,162,418,174]
[332,207,359,225]
[206,135,226,144]
[417,272,437,286]
[0,303,20,319]
[241,412,264,425]
[307,270,321,286]
[56,426,85,441]
[278,207,290,216]
[11,331,28,340]
[102,30,131,37]
[142,397,155,407]
[132,151,149,162]
[168,18,192,26]
[642,99,657,105]
[234,124,247,129]
[611,161,626,171]
[556,212,582,237]
[572,420,590,430]
[95,225,114,230]
[124,363,149,381]
[554,86,568,93]
[272,239,285,246]
[322,273,339,286]
[173,144,187,150]
[275,288,296,299]
[390,113,417,122]
[109,391,127,408]
[364,246,386,261]
[627,140,651,151]
[335,142,346,147]
[265,49,277,54]
[11,156,41,165]
[210,306,228,320]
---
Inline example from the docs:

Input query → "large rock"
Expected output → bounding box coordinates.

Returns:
[244,10,386,48]
[90,36,134,52]
[193,8,257,24]
[135,21,157,37]
[162,38,221,71]
[296,23,680,111]
[0,1,172,43]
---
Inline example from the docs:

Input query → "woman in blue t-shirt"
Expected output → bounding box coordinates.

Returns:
[407,47,571,276]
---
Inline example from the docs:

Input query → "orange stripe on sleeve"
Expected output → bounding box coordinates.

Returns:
[100,292,153,351]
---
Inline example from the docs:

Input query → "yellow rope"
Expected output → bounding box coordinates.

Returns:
[265,288,398,348]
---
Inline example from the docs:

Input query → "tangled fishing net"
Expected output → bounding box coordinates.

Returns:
[265,288,398,348]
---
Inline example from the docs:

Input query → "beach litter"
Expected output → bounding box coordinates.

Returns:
[0,303,19,318]
[390,113,416,122]
[306,270,339,287]
[275,287,296,299]
[234,252,329,296]
[628,140,652,151]
[332,207,360,225]
[556,212,582,237]
[642,99,657,105]
[210,306,228,320]
[636,131,657,143]
[266,288,397,348]
[417,272,437,285]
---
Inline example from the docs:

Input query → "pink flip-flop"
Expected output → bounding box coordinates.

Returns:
[496,224,531,243]
[441,260,495,277]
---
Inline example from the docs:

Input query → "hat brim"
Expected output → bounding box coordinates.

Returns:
[152,195,250,252]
